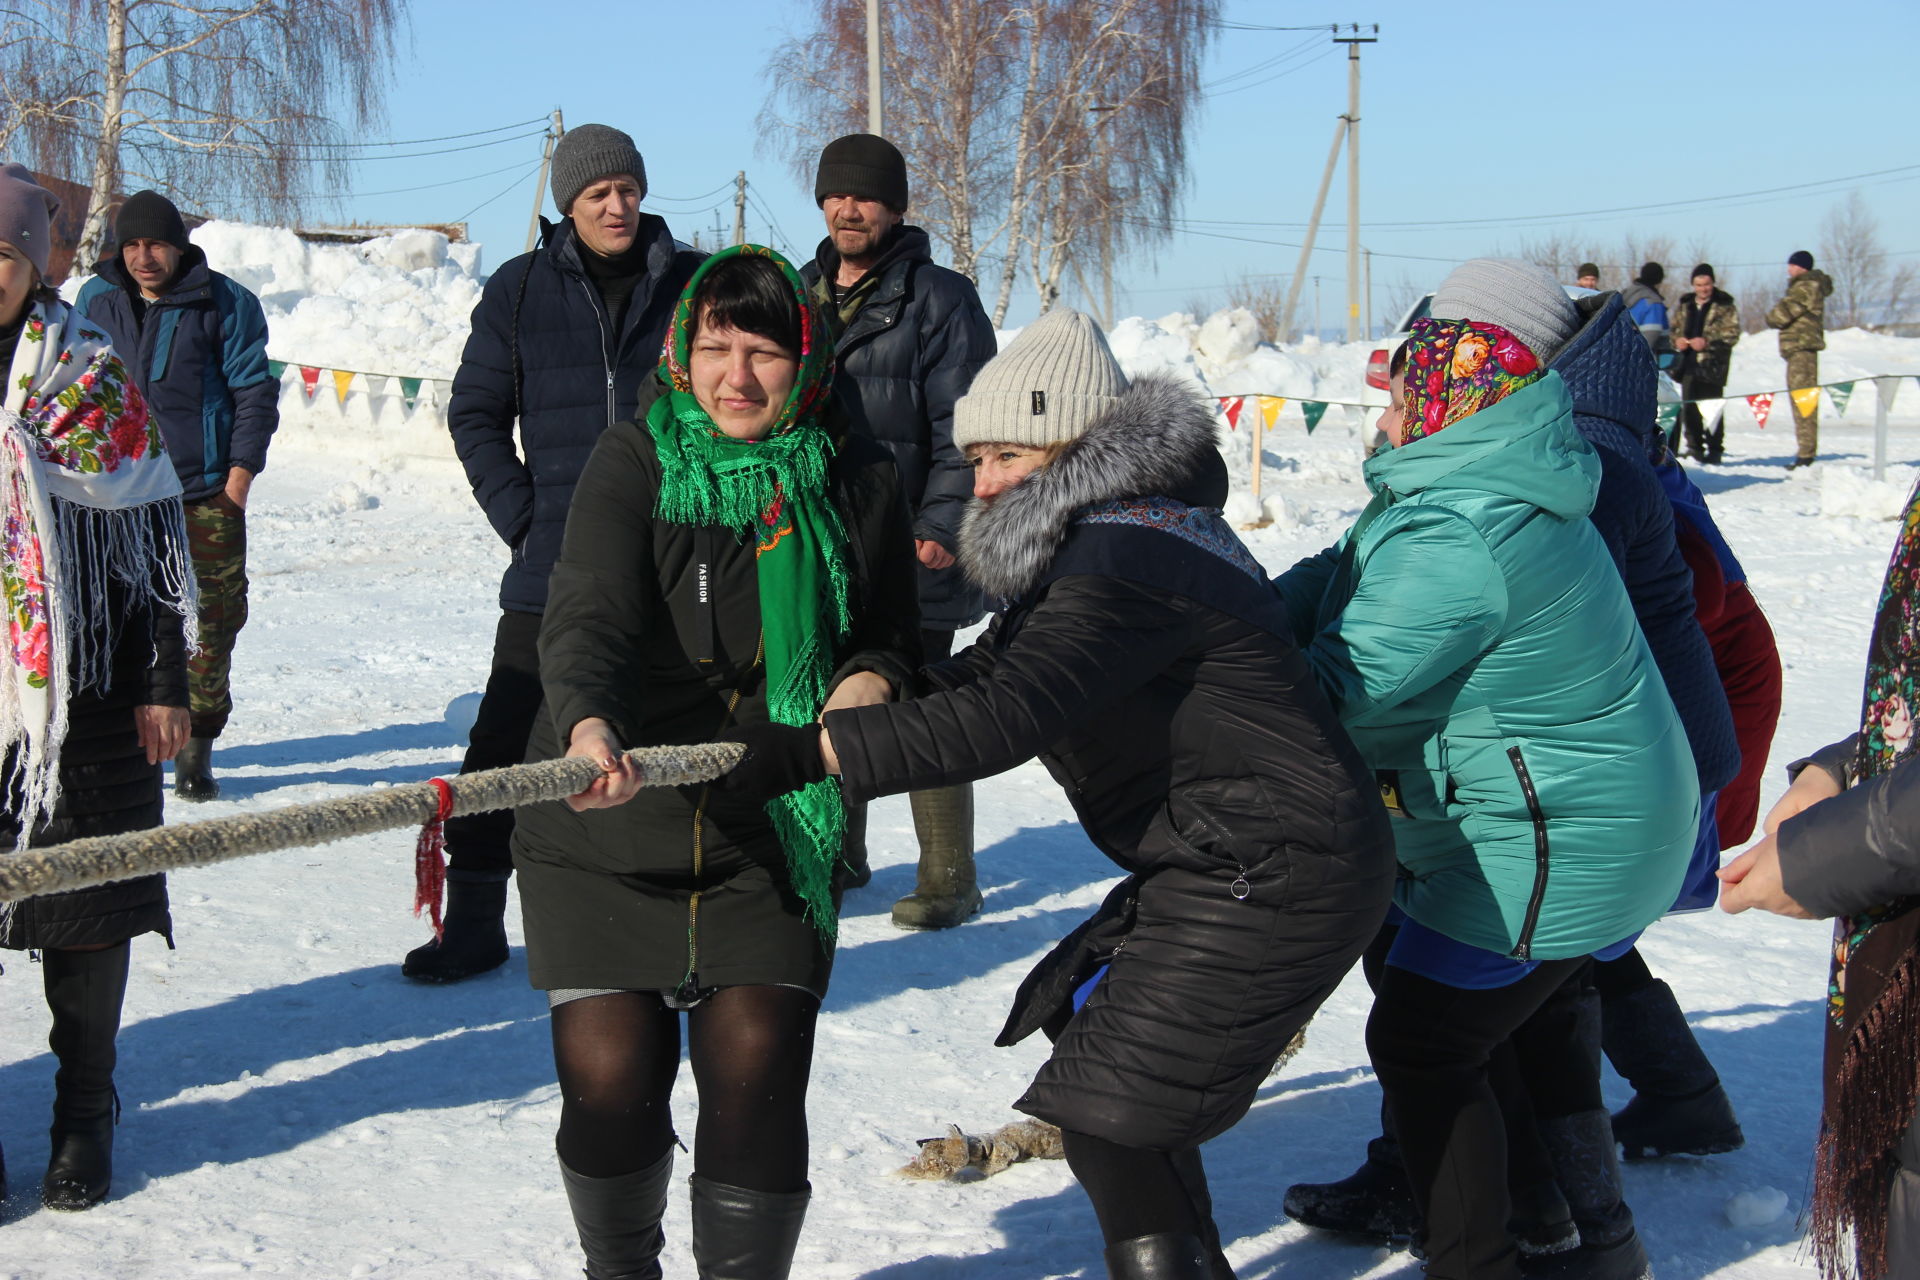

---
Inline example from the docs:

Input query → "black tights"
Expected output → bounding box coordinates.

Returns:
[1062,1128,1217,1247]
[550,985,818,1191]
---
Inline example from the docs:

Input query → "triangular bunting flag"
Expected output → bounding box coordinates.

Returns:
[1655,403,1679,433]
[399,376,423,411]
[332,369,355,406]
[298,366,320,401]
[267,360,287,381]
[1697,398,1725,430]
[1828,381,1855,417]
[1219,396,1245,430]
[1300,401,1329,434]
[1789,387,1821,420]
[1747,393,1773,430]
[1258,395,1285,430]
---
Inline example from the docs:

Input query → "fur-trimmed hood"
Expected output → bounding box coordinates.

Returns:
[958,375,1224,600]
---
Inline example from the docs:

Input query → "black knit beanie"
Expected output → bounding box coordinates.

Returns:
[550,124,646,215]
[1638,261,1664,287]
[1789,250,1815,270]
[1691,263,1715,281]
[1576,262,1600,279]
[814,134,909,212]
[115,190,190,252]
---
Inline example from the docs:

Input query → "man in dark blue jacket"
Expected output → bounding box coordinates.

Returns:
[404,125,700,983]
[799,134,999,930]
[75,190,278,803]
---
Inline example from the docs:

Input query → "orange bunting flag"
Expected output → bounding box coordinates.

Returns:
[1258,395,1285,430]
[298,366,320,401]
[1747,393,1773,430]
[332,369,355,406]
[1220,396,1245,430]
[1789,387,1821,420]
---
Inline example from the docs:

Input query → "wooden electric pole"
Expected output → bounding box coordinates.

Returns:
[733,171,747,246]
[1335,25,1377,343]
[525,108,563,253]
[866,0,884,136]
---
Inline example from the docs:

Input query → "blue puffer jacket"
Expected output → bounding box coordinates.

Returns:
[75,248,278,502]
[448,216,701,614]
[1550,293,1738,793]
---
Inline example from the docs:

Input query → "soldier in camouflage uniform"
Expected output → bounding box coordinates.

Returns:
[1766,250,1834,469]
[1669,263,1742,464]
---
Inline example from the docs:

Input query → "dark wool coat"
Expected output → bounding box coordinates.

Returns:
[447,217,701,614]
[1552,293,1740,794]
[827,377,1396,1150]
[801,227,998,630]
[0,521,190,950]
[75,249,279,502]
[511,393,920,998]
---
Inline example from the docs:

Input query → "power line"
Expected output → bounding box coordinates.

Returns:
[244,118,550,151]
[348,160,540,199]
[1200,32,1321,92]
[744,183,798,254]
[453,161,545,224]
[642,180,739,205]
[103,125,550,162]
[1206,44,1341,98]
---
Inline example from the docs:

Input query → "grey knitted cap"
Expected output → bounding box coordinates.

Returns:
[1430,258,1581,364]
[0,163,59,279]
[551,124,646,215]
[954,308,1128,450]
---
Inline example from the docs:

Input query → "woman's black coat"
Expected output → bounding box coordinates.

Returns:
[826,376,1396,1149]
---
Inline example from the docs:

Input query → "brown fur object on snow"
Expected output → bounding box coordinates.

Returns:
[898,1120,1066,1181]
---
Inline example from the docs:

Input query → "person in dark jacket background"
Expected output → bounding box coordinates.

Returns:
[74,189,277,804]
[0,164,196,1212]
[725,309,1397,1280]
[1619,261,1669,360]
[799,133,1000,931]
[1720,479,1920,1280]
[517,246,918,1280]
[406,124,701,983]
[1668,265,1740,464]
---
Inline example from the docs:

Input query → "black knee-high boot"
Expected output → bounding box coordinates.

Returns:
[42,941,130,1211]
[688,1174,809,1280]
[559,1148,674,1280]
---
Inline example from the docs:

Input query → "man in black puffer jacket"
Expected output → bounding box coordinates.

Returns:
[799,134,999,930]
[406,125,701,983]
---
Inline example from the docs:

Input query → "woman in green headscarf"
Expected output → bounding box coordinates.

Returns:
[512,245,920,1280]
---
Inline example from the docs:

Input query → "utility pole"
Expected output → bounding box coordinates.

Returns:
[733,171,747,246]
[866,0,884,136]
[1278,114,1344,343]
[1335,25,1377,342]
[525,108,563,253]
[1314,276,1322,340]
[1365,247,1374,338]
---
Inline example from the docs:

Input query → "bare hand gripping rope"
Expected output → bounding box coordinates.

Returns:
[0,742,746,904]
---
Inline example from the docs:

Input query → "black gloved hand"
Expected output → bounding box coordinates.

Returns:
[716,720,829,802]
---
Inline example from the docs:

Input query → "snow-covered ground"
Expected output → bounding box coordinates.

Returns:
[16,223,1920,1276]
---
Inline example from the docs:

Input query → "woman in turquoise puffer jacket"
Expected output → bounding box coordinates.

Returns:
[1272,260,1697,1280]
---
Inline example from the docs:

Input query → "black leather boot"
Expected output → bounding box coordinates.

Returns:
[688,1174,809,1280]
[1281,1135,1419,1242]
[1601,979,1742,1159]
[1104,1233,1211,1279]
[42,942,130,1211]
[173,736,219,801]
[559,1149,673,1280]
[402,869,510,983]
[1520,1111,1653,1280]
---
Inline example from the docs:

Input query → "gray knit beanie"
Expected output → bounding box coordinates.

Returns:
[0,163,60,280]
[551,124,646,215]
[954,308,1127,450]
[1431,258,1581,365]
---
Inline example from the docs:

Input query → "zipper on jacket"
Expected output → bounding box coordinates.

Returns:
[574,277,617,428]
[677,632,766,1002]
[1507,746,1550,961]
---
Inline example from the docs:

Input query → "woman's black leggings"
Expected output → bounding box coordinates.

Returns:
[549,984,819,1191]
[1061,1128,1223,1250]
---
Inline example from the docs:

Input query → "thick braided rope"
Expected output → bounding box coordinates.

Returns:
[0,742,745,902]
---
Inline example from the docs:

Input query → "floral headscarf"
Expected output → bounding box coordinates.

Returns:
[1398,316,1545,444]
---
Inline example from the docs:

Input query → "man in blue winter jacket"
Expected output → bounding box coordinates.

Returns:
[75,190,278,803]
[403,124,701,984]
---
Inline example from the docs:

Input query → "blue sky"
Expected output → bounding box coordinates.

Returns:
[336,0,1918,330]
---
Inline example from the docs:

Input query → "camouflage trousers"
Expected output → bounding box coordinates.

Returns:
[184,495,250,739]
[1787,350,1820,462]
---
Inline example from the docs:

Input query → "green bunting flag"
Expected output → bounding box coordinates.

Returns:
[1827,381,1854,417]
[1656,403,1680,433]
[1301,401,1329,433]
[267,360,287,380]
[399,376,423,411]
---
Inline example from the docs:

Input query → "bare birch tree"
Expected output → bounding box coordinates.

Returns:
[762,0,1217,325]
[1819,190,1917,330]
[2,0,407,266]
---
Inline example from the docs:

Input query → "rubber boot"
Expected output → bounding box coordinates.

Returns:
[839,800,872,890]
[891,785,981,930]
[1104,1233,1211,1279]
[173,736,219,802]
[402,869,510,983]
[1601,980,1743,1159]
[1169,1147,1239,1279]
[559,1148,673,1280]
[1281,1134,1419,1242]
[688,1174,809,1280]
[42,942,130,1211]
[1521,1111,1654,1280]
[1703,420,1725,466]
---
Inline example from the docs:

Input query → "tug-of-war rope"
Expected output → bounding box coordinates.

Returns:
[0,743,747,935]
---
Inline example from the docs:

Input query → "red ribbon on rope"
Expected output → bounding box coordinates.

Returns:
[413,777,454,940]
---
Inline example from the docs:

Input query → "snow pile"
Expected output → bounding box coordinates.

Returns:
[1724,1187,1790,1230]
[1820,463,1918,520]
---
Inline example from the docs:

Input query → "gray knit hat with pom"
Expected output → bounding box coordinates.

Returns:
[551,124,646,215]
[1431,258,1581,364]
[954,308,1128,450]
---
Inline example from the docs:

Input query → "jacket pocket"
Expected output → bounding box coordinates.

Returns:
[1507,746,1551,960]
[1138,779,1286,899]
